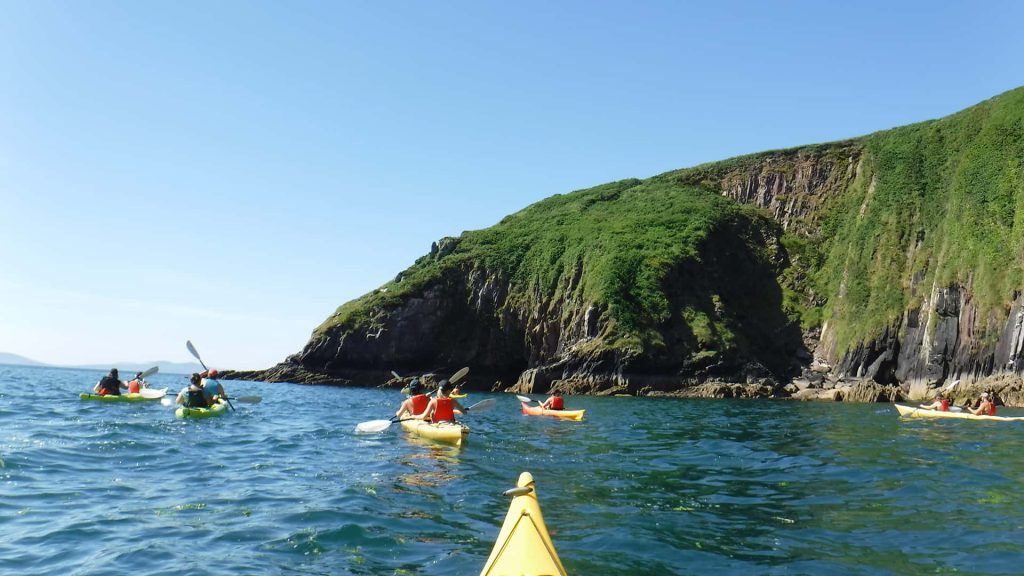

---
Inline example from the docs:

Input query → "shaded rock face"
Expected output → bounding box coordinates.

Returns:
[267,214,804,395]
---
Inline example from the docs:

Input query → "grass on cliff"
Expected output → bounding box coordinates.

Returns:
[813,87,1024,351]
[320,178,776,356]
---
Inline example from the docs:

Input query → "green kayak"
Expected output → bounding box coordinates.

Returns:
[175,399,229,419]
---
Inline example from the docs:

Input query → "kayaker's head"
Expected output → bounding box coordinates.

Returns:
[135,371,143,379]
[207,369,219,378]
[109,368,118,378]
[438,379,452,396]
[407,378,422,395]
[981,391,990,399]
[190,373,201,386]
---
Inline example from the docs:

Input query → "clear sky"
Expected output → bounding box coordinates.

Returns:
[2,1,1023,370]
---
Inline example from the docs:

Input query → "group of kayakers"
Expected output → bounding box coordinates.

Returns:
[92,367,228,408]
[919,390,997,415]
[395,378,468,423]
[92,368,153,395]
[395,376,565,423]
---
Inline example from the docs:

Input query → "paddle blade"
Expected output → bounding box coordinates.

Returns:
[515,395,535,404]
[185,340,206,367]
[229,396,262,404]
[390,370,402,380]
[468,398,496,412]
[355,419,393,433]
[449,366,469,384]
[160,396,173,407]
[139,387,167,399]
[139,366,159,379]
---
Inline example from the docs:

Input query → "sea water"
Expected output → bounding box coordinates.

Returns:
[1,364,1022,575]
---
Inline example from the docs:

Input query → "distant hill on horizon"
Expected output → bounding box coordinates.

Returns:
[0,352,46,366]
[0,353,203,375]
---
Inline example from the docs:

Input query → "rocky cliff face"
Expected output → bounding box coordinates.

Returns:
[229,87,1024,405]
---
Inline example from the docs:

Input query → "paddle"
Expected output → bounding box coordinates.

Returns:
[186,340,234,412]
[516,394,542,404]
[354,397,495,433]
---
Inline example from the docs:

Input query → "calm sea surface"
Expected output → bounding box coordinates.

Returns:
[1,364,1023,575]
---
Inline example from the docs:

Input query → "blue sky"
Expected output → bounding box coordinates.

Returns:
[2,1,1023,369]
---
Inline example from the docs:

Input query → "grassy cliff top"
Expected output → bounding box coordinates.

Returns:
[318,177,776,348]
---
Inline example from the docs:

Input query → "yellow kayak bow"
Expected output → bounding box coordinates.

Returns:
[480,472,568,576]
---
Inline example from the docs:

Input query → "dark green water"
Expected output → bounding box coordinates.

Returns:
[1,364,1022,575]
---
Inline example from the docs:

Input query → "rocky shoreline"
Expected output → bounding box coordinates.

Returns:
[217,365,1024,408]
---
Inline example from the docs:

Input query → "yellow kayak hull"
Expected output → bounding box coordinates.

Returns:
[481,472,567,576]
[399,419,469,446]
[894,403,1024,421]
[521,402,585,421]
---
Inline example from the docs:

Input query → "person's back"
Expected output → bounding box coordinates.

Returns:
[202,369,224,400]
[128,372,145,394]
[177,373,212,407]
[95,369,123,396]
[396,379,429,418]
[543,395,564,410]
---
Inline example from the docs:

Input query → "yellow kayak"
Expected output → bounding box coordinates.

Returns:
[480,472,567,576]
[894,403,1024,421]
[521,402,585,421]
[399,419,469,446]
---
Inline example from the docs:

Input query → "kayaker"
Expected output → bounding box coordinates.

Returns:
[127,371,148,394]
[176,373,213,408]
[93,368,127,396]
[419,380,467,423]
[201,369,226,401]
[541,394,564,411]
[919,392,949,412]
[969,392,997,416]
[395,378,430,419]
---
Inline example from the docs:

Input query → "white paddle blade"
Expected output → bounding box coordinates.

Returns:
[390,371,402,379]
[355,419,393,433]
[139,387,168,399]
[232,396,262,404]
[450,367,469,384]
[160,397,173,407]
[140,366,159,379]
[468,398,496,412]
[515,395,534,403]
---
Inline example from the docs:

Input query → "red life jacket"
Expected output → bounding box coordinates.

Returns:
[432,397,455,422]
[411,394,429,415]
[128,379,142,394]
[986,402,996,416]
[549,396,564,410]
[939,398,949,411]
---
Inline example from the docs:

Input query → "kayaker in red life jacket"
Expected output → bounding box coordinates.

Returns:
[419,380,467,423]
[93,368,127,396]
[919,392,950,412]
[395,378,430,419]
[969,392,997,416]
[127,371,148,394]
[541,394,564,411]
